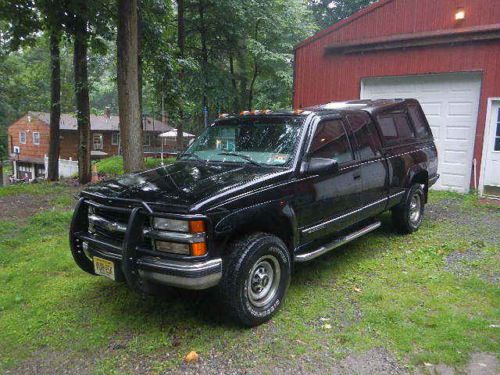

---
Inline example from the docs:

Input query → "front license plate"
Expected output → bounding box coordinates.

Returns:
[93,256,115,281]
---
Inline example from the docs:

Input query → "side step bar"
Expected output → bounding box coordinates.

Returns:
[295,221,381,263]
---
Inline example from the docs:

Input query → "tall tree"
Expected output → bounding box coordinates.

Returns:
[117,0,144,172]
[72,0,92,183]
[176,0,185,149]
[47,28,61,180]
[41,0,65,181]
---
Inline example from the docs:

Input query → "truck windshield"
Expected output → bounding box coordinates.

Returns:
[179,117,304,166]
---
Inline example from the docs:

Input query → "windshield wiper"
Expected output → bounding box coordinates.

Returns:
[217,152,262,167]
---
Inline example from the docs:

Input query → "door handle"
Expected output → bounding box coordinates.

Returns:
[353,172,361,180]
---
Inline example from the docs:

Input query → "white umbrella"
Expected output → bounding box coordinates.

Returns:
[159,129,195,138]
[159,129,196,164]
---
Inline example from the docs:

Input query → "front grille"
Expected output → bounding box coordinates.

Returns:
[86,200,153,253]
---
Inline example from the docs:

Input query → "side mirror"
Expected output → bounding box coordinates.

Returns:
[301,157,339,175]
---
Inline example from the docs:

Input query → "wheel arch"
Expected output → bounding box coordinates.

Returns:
[214,200,298,259]
[406,167,429,202]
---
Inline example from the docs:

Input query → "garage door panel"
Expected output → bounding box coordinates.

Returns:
[443,150,467,164]
[448,102,475,116]
[420,102,442,115]
[362,72,481,192]
[446,127,470,140]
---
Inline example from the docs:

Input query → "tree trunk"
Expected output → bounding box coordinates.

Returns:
[138,1,143,121]
[238,46,249,111]
[74,16,91,184]
[198,0,208,126]
[47,29,61,181]
[117,0,144,173]
[176,0,185,150]
[229,54,239,112]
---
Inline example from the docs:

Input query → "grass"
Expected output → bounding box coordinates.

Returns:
[0,180,75,198]
[0,188,498,373]
[95,156,176,177]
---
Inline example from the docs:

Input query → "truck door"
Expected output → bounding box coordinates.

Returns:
[346,112,389,219]
[298,117,362,243]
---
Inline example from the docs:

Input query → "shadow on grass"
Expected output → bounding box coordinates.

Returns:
[67,213,399,333]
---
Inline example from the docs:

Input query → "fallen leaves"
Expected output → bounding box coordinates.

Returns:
[184,351,199,363]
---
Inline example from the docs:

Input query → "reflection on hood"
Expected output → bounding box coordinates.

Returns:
[83,161,283,208]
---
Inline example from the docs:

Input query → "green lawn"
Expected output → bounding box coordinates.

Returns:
[0,187,498,374]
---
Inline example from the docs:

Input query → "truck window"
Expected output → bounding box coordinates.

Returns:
[377,112,415,144]
[347,113,382,160]
[309,119,353,164]
[408,105,431,138]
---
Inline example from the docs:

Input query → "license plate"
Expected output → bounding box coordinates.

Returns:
[93,256,115,281]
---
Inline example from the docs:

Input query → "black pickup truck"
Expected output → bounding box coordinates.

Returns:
[70,99,439,326]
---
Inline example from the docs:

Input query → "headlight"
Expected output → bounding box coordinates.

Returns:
[153,217,189,232]
[152,218,207,256]
[155,241,190,255]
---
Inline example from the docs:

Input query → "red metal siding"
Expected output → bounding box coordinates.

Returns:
[294,0,500,188]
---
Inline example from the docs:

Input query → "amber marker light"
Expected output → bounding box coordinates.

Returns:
[189,220,206,233]
[190,242,207,256]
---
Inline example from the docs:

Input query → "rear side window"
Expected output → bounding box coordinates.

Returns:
[347,113,382,160]
[309,119,353,164]
[408,105,431,138]
[377,112,415,144]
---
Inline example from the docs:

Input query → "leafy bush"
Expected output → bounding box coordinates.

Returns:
[94,156,175,177]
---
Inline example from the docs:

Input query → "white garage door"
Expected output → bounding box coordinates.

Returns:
[361,72,482,193]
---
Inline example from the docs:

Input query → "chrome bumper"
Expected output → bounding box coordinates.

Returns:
[80,238,222,290]
[70,197,221,291]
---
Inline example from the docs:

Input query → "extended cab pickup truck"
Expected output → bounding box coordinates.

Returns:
[70,99,439,326]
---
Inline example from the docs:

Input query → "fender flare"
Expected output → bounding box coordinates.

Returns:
[214,199,299,253]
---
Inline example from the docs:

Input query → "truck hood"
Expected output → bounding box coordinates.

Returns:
[83,161,287,210]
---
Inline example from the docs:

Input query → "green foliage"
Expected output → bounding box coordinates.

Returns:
[94,156,175,176]
[308,0,375,29]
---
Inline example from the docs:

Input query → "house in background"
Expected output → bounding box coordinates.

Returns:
[7,110,172,180]
[294,0,500,196]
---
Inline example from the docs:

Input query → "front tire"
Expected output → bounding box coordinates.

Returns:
[392,183,425,234]
[219,233,291,327]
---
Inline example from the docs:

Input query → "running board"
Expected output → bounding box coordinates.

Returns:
[295,221,381,263]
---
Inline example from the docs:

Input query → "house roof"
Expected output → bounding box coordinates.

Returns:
[29,112,172,132]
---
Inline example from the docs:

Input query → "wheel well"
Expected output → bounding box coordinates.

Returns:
[411,170,429,202]
[222,215,295,258]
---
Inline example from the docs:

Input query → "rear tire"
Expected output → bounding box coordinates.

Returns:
[218,233,291,327]
[392,183,425,234]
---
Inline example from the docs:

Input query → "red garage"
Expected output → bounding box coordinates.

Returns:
[294,0,500,195]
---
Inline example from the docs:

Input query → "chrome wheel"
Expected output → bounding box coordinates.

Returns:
[247,254,281,308]
[409,194,421,224]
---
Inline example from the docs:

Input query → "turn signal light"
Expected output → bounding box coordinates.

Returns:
[190,242,207,256]
[219,113,229,119]
[293,109,304,115]
[189,220,206,233]
[240,110,250,115]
